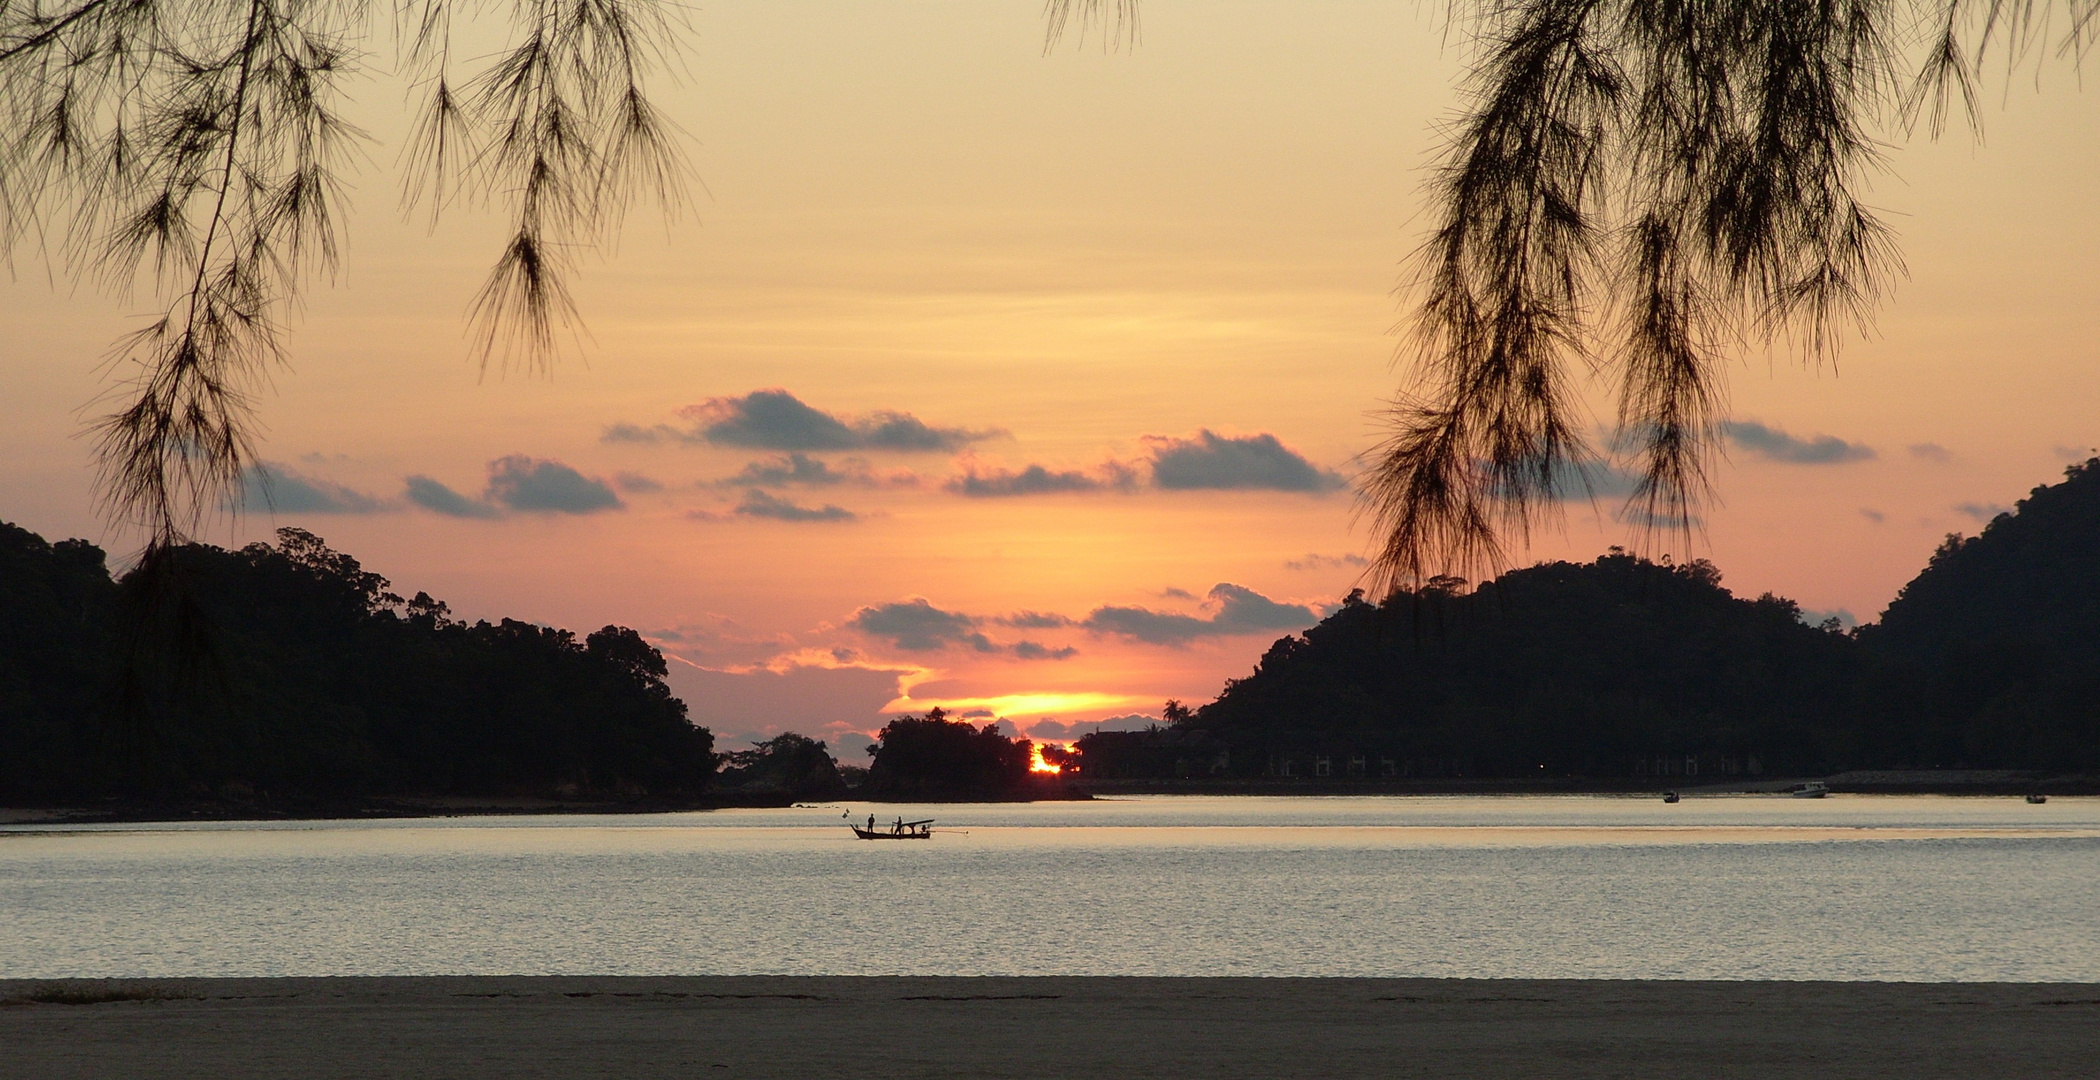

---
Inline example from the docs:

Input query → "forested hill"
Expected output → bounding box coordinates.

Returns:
[1177,553,1857,779]
[1852,459,2100,769]
[0,524,714,805]
[1153,459,2100,780]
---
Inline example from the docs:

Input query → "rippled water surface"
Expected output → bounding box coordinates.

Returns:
[4,795,2097,980]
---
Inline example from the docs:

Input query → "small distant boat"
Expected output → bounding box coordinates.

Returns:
[848,815,935,840]
[1662,791,1680,804]
[2027,794,2049,804]
[1791,782,1830,799]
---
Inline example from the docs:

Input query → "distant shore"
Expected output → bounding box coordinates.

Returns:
[6,771,2096,825]
[5,976,2098,1079]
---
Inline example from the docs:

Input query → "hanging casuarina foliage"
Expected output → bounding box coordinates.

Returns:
[0,0,692,557]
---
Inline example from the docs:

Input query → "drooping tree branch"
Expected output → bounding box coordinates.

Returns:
[1365,0,2084,595]
[2,0,691,553]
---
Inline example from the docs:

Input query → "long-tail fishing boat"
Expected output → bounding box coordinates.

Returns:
[847,814,935,840]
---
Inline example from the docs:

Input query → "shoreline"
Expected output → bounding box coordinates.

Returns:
[7,771,2096,826]
[5,976,2098,1079]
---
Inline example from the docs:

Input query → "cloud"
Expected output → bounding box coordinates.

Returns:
[1285,552,1368,572]
[1091,713,1164,732]
[849,598,1079,660]
[484,456,623,514]
[946,463,1107,497]
[850,598,990,652]
[664,657,910,752]
[613,471,663,493]
[1954,501,2010,522]
[1000,611,1074,629]
[2054,445,2096,462]
[1145,431,1346,492]
[1908,443,1952,464]
[1721,420,1875,464]
[404,476,502,519]
[235,462,388,514]
[1026,719,1074,740]
[724,452,851,487]
[602,422,680,445]
[721,453,917,489]
[1859,507,1886,524]
[609,389,1002,453]
[1544,458,1644,501]
[1082,583,1318,645]
[734,489,858,523]
[1010,641,1079,661]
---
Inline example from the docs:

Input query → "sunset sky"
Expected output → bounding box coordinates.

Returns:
[4,1,2096,756]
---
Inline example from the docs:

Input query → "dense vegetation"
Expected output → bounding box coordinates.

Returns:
[1077,461,2100,781]
[861,709,1064,800]
[1853,461,2100,770]
[716,732,849,800]
[0,526,714,804]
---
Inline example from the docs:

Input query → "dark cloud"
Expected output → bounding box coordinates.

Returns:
[404,476,502,519]
[1908,443,1952,464]
[1542,458,1644,501]
[725,452,852,487]
[735,489,858,523]
[946,463,1104,497]
[1721,420,1875,464]
[849,598,990,652]
[1285,552,1368,572]
[1146,431,1346,492]
[1082,583,1318,645]
[1859,507,1886,524]
[485,456,623,514]
[236,462,387,514]
[1954,501,2010,522]
[2055,445,2096,462]
[617,389,1001,452]
[613,471,664,493]
[691,390,862,449]
[719,453,917,490]
[1011,641,1079,661]
[1613,504,1704,530]
[1157,586,1197,600]
[1000,611,1074,629]
[849,598,1079,659]
[601,422,683,445]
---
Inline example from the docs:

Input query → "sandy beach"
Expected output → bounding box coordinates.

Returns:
[4,976,2096,1079]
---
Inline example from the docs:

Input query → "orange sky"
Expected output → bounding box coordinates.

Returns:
[3,1,2097,754]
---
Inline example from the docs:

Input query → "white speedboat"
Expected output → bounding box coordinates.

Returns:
[1791,782,1829,799]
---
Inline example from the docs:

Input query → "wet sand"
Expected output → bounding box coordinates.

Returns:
[4,976,2096,1079]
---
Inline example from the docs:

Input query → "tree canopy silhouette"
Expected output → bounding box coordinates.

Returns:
[0,522,716,803]
[861,707,1041,801]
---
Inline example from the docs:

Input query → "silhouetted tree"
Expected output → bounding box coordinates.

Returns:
[861,708,1036,800]
[0,523,716,804]
[718,732,848,799]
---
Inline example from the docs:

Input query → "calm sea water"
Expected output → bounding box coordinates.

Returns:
[3,795,2097,981]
